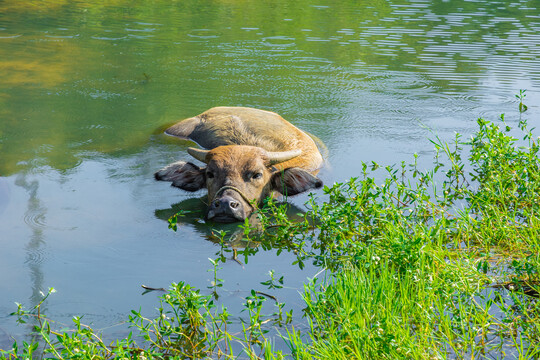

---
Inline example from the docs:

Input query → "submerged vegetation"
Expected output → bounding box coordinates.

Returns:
[2,102,539,359]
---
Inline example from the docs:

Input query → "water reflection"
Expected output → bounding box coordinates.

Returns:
[154,196,257,248]
[1,0,538,175]
[154,197,306,251]
[0,178,9,217]
[14,173,47,343]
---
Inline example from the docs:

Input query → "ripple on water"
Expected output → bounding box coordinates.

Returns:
[262,36,296,48]
[23,211,47,230]
[75,89,124,100]
[39,27,80,39]
[91,30,127,41]
[310,5,330,9]
[0,34,21,39]
[424,91,486,116]
[44,34,79,39]
[125,27,157,33]
[337,28,355,36]
[291,56,333,71]
[24,246,48,265]
[305,36,332,42]
[127,33,154,40]
[187,29,222,41]
[135,22,163,26]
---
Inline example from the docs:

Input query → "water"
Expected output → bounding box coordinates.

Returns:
[0,0,539,351]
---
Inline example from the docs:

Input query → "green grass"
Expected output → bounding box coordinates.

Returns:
[2,100,540,359]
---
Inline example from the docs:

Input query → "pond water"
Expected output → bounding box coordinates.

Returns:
[1,0,539,350]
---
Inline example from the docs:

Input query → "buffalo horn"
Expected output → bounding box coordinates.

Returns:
[187,147,210,163]
[267,149,302,165]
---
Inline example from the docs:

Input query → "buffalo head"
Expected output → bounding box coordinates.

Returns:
[155,145,322,223]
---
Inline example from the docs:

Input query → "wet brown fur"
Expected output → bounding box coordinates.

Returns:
[165,107,323,172]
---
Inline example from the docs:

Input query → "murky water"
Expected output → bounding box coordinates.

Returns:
[1,0,539,349]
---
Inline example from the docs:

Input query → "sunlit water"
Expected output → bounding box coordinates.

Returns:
[1,0,539,352]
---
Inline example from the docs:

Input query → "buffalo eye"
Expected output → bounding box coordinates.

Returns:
[206,171,215,179]
[252,172,263,180]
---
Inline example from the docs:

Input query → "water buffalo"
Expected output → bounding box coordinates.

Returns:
[155,107,324,223]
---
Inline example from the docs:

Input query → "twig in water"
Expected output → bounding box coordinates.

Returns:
[141,285,166,292]
[232,249,244,267]
[255,291,278,302]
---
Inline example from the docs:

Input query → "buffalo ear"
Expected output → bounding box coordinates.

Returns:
[271,168,323,196]
[155,161,206,192]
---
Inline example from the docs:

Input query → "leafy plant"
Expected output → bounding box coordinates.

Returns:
[516,89,528,113]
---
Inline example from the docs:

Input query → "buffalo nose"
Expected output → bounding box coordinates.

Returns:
[207,194,247,222]
[212,197,240,210]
